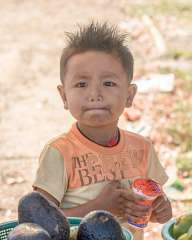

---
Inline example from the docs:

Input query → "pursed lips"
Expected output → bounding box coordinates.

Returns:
[83,107,109,111]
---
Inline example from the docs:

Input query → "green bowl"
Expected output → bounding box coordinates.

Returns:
[161,218,176,240]
[0,218,133,240]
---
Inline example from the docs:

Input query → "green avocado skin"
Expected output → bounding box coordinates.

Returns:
[18,192,70,240]
[77,210,125,240]
[173,215,192,239]
[7,223,51,240]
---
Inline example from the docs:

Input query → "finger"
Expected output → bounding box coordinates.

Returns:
[156,214,172,224]
[121,190,147,201]
[154,205,172,219]
[120,191,137,201]
[117,197,125,207]
[124,207,150,218]
[156,212,172,219]
[154,199,171,213]
[124,201,151,212]
[116,189,131,199]
[120,202,151,217]
[111,180,121,188]
[155,201,172,214]
[107,180,121,190]
[152,196,165,210]
[127,215,147,224]
[155,203,170,213]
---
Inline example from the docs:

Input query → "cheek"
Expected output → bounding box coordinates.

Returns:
[66,92,80,105]
[114,95,127,113]
[66,96,83,115]
[113,92,127,106]
[112,88,127,98]
[68,101,81,111]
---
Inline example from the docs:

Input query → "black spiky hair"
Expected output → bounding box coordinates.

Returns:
[60,22,134,83]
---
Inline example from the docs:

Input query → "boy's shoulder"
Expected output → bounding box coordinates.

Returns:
[44,131,75,152]
[120,128,152,148]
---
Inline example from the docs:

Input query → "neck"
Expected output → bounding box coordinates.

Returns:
[77,122,119,146]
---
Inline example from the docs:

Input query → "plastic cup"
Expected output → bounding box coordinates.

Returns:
[128,178,162,228]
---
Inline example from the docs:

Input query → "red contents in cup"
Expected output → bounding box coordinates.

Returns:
[128,178,162,228]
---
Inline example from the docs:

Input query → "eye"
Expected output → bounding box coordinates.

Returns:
[103,81,116,87]
[75,81,87,88]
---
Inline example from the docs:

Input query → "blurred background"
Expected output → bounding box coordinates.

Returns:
[0,0,191,239]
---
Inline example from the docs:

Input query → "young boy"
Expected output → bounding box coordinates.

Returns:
[33,22,172,239]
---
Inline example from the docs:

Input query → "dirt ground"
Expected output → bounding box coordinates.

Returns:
[1,1,192,239]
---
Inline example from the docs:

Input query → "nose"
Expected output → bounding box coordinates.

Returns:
[88,95,103,102]
[88,85,103,102]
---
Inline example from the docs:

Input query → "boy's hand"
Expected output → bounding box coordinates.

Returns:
[95,180,124,216]
[120,188,151,222]
[96,181,150,221]
[151,194,172,224]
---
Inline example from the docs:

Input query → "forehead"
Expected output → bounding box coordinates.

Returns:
[65,51,127,77]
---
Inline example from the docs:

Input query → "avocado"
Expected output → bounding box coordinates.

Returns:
[18,191,70,240]
[173,214,192,239]
[178,233,189,240]
[69,226,78,240]
[7,223,51,240]
[77,210,124,240]
[180,226,192,240]
[178,226,192,240]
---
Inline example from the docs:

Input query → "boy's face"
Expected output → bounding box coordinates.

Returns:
[58,51,137,128]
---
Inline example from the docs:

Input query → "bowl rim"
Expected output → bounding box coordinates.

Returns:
[161,218,176,240]
[122,226,134,240]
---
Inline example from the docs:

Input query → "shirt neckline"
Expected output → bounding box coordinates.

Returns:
[69,122,125,154]
[76,123,120,147]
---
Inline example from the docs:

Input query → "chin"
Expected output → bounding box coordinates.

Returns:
[83,119,118,128]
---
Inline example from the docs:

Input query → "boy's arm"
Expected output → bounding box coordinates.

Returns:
[61,199,100,217]
[33,145,111,217]
[34,182,126,218]
[33,186,101,217]
[34,181,151,221]
[33,187,60,206]
[33,145,68,204]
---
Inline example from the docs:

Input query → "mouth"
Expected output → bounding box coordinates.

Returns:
[84,107,109,111]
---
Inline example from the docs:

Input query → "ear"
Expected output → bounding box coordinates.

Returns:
[57,85,68,110]
[126,84,137,107]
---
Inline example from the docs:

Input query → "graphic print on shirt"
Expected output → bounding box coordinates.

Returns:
[70,145,146,188]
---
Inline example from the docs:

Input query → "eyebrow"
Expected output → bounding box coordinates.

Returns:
[100,72,119,79]
[73,71,119,79]
[72,73,90,80]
